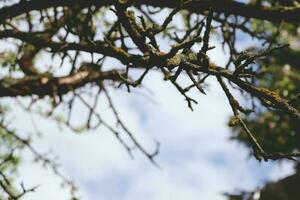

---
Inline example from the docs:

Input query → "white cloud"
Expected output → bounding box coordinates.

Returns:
[2,14,293,200]
[14,66,287,200]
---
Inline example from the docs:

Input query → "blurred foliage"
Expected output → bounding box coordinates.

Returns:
[226,165,300,200]
[227,2,300,199]
[0,103,28,197]
[230,13,300,156]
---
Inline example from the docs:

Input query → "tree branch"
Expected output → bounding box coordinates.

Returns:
[1,0,300,24]
[0,69,123,97]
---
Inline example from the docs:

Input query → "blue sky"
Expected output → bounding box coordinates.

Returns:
[11,46,294,199]
[0,2,296,199]
[13,70,294,200]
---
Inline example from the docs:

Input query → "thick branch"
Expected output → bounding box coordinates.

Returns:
[1,0,300,24]
[0,29,146,66]
[0,69,122,97]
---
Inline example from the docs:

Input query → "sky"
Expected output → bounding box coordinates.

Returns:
[0,2,296,200]
[12,72,295,200]
[8,42,294,200]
